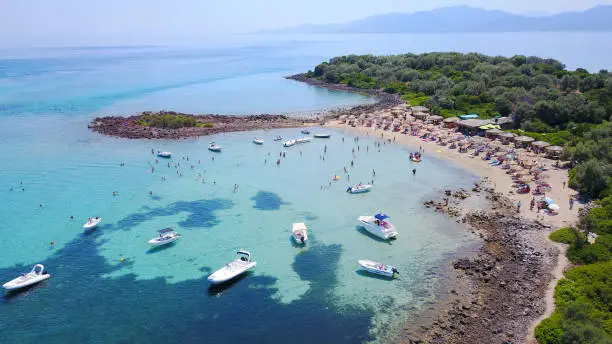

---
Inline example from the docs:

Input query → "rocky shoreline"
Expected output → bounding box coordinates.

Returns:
[88,111,312,139]
[402,182,558,344]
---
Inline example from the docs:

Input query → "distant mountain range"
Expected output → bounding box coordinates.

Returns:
[274,5,612,34]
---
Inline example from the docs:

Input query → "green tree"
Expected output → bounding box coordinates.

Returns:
[569,159,610,198]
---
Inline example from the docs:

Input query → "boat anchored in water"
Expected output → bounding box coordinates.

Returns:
[273,136,283,141]
[282,139,296,147]
[295,136,312,144]
[208,250,257,285]
[253,137,264,145]
[208,142,223,152]
[357,213,398,240]
[157,151,172,158]
[83,217,101,231]
[313,133,331,138]
[291,223,308,244]
[347,184,373,194]
[148,228,181,247]
[358,260,399,278]
[3,264,50,291]
[301,129,311,135]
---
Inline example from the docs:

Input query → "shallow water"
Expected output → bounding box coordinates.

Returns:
[5,32,609,342]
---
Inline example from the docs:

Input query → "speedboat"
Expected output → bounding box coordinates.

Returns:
[357,213,398,240]
[358,260,399,278]
[283,139,296,147]
[3,264,50,291]
[253,137,264,145]
[291,223,308,244]
[148,228,181,247]
[208,142,222,152]
[273,136,283,141]
[157,151,172,158]
[295,137,312,144]
[83,217,102,231]
[208,250,257,285]
[301,129,311,135]
[313,133,331,138]
[347,184,373,194]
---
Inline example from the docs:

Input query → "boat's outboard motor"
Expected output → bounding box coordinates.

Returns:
[392,268,399,277]
[300,237,305,244]
[346,186,352,193]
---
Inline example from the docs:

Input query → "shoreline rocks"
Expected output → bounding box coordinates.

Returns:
[404,184,558,344]
[88,111,313,139]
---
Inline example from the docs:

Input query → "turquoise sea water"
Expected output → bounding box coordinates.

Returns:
[1,33,611,343]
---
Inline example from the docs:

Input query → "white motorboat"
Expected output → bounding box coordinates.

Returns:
[283,139,296,147]
[273,136,283,141]
[208,250,257,285]
[291,222,308,244]
[295,136,312,144]
[3,264,50,291]
[313,133,331,138]
[347,184,373,194]
[358,260,399,278]
[148,228,181,247]
[357,213,398,240]
[83,217,102,231]
[208,142,222,152]
[301,129,311,135]
[157,151,172,158]
[253,137,264,145]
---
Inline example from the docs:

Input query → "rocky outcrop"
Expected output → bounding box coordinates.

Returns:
[88,111,311,139]
[406,185,558,344]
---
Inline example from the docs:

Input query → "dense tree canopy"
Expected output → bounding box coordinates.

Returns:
[306,53,612,130]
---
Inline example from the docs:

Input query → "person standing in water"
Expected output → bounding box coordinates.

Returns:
[412,169,416,175]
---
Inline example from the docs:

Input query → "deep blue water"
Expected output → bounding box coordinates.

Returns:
[1,32,611,343]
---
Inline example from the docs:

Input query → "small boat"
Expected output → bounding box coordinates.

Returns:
[295,137,312,144]
[358,260,399,278]
[357,213,398,240]
[148,228,181,247]
[208,142,222,152]
[83,217,101,231]
[208,250,257,285]
[291,223,308,244]
[253,137,264,145]
[283,140,296,147]
[273,136,283,141]
[333,175,340,181]
[3,264,50,291]
[301,129,311,135]
[313,133,331,139]
[157,151,172,158]
[347,184,373,194]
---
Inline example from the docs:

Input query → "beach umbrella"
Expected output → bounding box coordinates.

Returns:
[545,197,554,205]
[548,204,560,211]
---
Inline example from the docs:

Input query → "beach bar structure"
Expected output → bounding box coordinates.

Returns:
[485,128,504,138]
[428,115,444,124]
[545,145,564,159]
[443,117,460,128]
[413,112,429,121]
[531,141,550,153]
[455,119,491,135]
[514,135,535,148]
[497,132,516,144]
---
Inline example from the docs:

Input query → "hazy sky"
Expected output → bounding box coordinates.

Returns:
[2,0,611,45]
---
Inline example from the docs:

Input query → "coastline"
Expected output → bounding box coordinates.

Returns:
[325,121,576,344]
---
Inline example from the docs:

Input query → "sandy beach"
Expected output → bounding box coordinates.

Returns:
[325,119,579,344]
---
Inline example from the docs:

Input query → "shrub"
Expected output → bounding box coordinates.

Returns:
[550,227,582,244]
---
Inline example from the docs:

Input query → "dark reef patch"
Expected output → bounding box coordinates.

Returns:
[250,191,288,211]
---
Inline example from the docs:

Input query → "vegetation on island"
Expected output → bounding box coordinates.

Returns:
[304,52,612,343]
[137,113,202,129]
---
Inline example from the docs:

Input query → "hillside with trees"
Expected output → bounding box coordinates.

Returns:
[305,52,612,131]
